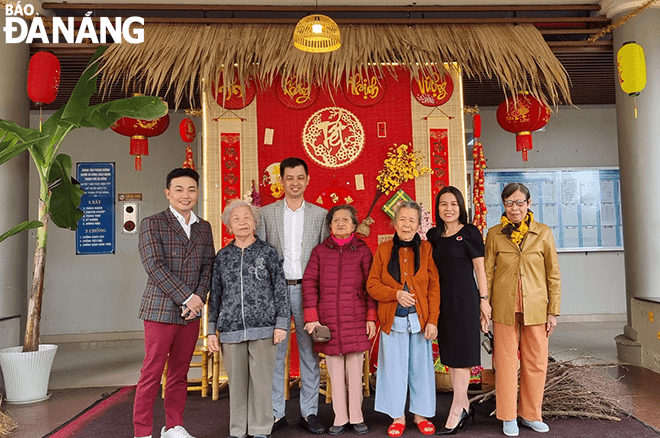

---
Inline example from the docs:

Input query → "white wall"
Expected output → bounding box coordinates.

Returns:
[28,110,202,340]
[476,104,626,319]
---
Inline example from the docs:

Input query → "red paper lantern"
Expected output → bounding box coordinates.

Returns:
[496,94,550,161]
[473,114,482,139]
[111,114,170,170]
[28,51,61,106]
[179,118,196,143]
[179,118,196,170]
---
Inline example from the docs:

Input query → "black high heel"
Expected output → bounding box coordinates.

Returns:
[436,408,468,435]
[459,405,475,429]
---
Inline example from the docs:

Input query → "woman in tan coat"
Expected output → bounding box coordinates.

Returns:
[484,183,561,437]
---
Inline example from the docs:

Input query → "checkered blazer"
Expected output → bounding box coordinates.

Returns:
[256,200,328,276]
[138,208,215,325]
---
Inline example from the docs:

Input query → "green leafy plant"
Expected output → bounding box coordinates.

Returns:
[0,46,168,352]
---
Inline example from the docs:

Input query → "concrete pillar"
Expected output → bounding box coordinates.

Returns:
[0,17,30,355]
[611,7,660,363]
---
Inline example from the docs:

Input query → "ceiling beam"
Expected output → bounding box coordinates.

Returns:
[42,3,602,13]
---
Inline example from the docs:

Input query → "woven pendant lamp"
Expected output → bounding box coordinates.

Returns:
[293,14,341,53]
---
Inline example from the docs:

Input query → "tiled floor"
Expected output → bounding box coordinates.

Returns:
[3,321,659,438]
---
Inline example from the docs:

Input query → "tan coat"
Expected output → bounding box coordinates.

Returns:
[366,239,440,335]
[485,221,561,326]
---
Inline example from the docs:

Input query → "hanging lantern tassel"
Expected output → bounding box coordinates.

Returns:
[130,136,149,171]
[516,131,533,161]
[183,145,196,170]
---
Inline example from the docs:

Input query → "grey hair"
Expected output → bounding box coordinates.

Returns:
[325,204,360,231]
[393,200,423,225]
[221,199,261,228]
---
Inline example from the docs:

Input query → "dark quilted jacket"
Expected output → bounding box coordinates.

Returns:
[302,235,377,356]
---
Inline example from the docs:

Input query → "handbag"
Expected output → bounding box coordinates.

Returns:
[311,325,331,343]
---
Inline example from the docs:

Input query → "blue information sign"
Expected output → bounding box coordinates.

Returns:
[76,163,116,255]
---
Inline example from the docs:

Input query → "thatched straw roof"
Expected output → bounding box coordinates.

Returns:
[99,23,571,108]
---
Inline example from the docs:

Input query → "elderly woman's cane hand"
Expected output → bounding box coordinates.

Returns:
[424,323,438,340]
[396,289,416,308]
[273,328,287,345]
[207,334,221,353]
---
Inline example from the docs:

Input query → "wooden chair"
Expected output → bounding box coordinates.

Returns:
[320,351,371,403]
[162,303,227,400]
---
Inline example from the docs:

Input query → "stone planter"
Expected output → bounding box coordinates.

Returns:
[0,344,58,404]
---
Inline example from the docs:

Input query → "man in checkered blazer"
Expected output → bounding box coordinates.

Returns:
[133,168,215,438]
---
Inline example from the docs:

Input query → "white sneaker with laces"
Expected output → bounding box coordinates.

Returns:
[160,425,196,438]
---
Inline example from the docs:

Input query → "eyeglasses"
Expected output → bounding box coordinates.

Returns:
[503,199,528,207]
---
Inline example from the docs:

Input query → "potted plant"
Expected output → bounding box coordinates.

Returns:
[0,46,167,403]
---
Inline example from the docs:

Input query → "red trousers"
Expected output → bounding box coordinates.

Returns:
[133,319,200,437]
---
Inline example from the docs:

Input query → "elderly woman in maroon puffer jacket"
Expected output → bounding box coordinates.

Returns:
[302,204,378,436]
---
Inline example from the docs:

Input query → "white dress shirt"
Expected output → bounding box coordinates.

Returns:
[169,206,199,305]
[169,205,199,239]
[283,199,305,280]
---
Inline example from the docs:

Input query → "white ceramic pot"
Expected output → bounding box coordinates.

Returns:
[0,344,58,404]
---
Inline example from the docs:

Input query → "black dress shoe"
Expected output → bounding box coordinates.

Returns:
[272,417,288,434]
[352,422,369,435]
[300,414,327,434]
[328,424,347,436]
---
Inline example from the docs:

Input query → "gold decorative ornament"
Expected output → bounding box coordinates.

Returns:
[649,311,654,323]
[588,0,660,43]
[293,14,341,53]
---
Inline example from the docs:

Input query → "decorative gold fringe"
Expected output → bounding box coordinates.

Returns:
[98,23,571,109]
[588,0,660,43]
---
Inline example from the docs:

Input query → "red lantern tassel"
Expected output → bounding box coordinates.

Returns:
[516,131,533,161]
[130,136,149,171]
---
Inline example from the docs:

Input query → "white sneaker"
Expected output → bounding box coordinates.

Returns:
[161,425,196,438]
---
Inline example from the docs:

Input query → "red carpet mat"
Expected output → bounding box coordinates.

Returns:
[42,385,658,438]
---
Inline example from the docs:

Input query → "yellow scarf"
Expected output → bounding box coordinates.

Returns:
[500,211,534,246]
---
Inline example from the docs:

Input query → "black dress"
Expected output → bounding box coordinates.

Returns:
[427,223,484,368]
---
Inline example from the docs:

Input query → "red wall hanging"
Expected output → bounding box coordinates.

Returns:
[179,117,196,169]
[411,67,454,107]
[301,107,365,169]
[342,68,387,107]
[213,73,257,109]
[276,76,319,109]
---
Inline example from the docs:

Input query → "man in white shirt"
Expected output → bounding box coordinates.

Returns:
[256,157,329,435]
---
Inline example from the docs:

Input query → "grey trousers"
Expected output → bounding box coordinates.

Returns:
[272,284,320,419]
[223,338,278,437]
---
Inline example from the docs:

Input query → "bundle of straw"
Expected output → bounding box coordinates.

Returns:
[0,394,19,437]
[470,355,631,421]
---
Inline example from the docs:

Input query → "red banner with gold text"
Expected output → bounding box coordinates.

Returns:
[221,133,241,246]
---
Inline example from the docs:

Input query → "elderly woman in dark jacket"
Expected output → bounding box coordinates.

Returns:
[207,200,290,438]
[302,204,377,436]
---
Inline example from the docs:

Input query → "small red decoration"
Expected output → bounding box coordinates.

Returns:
[496,94,550,161]
[180,118,196,170]
[276,76,319,109]
[343,69,386,107]
[313,178,356,208]
[411,68,454,107]
[213,73,257,109]
[28,51,61,106]
[472,114,487,232]
[111,114,170,170]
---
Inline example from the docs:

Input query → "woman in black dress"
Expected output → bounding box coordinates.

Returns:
[427,186,491,435]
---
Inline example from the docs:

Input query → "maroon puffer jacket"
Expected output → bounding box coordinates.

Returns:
[302,235,377,356]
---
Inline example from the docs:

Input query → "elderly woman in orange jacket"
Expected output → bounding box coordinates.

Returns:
[485,182,561,437]
[367,201,440,437]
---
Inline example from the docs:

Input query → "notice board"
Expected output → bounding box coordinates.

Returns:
[76,162,115,255]
[484,168,623,252]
